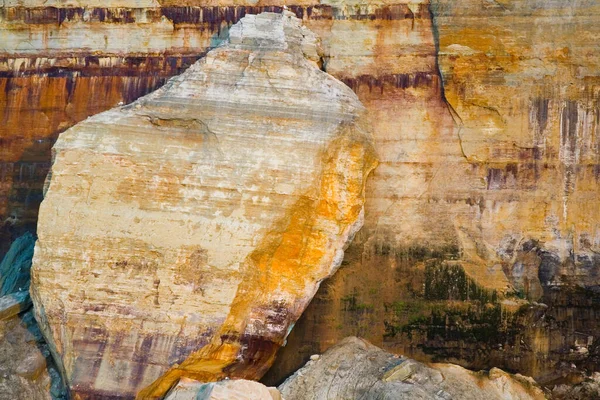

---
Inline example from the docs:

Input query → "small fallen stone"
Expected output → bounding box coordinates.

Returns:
[0,291,31,321]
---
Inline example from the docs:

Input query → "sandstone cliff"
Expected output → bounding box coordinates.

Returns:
[2,0,599,394]
[267,0,600,386]
[30,12,376,399]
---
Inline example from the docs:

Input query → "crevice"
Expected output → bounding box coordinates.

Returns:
[427,2,469,162]
[463,100,506,124]
[138,113,224,157]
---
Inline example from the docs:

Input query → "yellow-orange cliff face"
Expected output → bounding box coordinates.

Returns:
[3,0,600,395]
[31,13,376,398]
[267,0,600,388]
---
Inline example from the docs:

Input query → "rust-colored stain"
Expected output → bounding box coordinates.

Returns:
[7,1,600,395]
[137,128,377,399]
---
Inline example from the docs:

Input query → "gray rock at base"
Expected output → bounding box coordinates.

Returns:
[165,378,283,400]
[278,337,547,400]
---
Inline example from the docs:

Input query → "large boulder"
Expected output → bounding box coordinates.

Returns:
[30,11,376,399]
[279,337,547,400]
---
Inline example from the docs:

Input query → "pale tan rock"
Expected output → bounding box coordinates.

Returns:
[165,378,282,400]
[279,337,547,400]
[30,12,376,399]
[3,0,600,390]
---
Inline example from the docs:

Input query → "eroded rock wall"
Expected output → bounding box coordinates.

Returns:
[3,0,600,393]
[266,0,600,388]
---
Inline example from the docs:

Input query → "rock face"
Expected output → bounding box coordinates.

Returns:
[279,337,547,400]
[4,0,600,393]
[165,378,282,400]
[30,12,376,399]
[430,0,600,295]
[552,373,600,400]
[266,0,600,386]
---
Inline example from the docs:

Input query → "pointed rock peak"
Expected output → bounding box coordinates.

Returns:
[227,11,320,62]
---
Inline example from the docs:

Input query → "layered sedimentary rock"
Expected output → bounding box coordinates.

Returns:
[266,0,600,387]
[431,0,600,295]
[279,337,547,400]
[4,0,600,392]
[0,0,418,258]
[31,12,375,398]
[0,5,200,257]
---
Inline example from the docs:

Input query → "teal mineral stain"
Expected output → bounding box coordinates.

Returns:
[0,232,36,296]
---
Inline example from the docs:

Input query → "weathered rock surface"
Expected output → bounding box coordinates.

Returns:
[165,378,283,400]
[3,0,600,392]
[430,0,600,295]
[279,337,547,400]
[31,12,376,399]
[266,0,600,386]
[0,0,416,257]
[0,291,31,321]
[552,372,600,400]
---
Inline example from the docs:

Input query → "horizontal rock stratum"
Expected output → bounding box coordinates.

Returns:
[30,12,376,398]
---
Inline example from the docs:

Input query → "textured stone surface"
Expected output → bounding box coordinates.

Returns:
[165,378,282,400]
[0,0,427,258]
[31,12,375,399]
[0,291,31,321]
[279,337,547,400]
[552,373,600,399]
[3,0,600,393]
[266,0,600,386]
[431,0,600,294]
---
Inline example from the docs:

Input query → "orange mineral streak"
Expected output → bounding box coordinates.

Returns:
[137,125,378,399]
